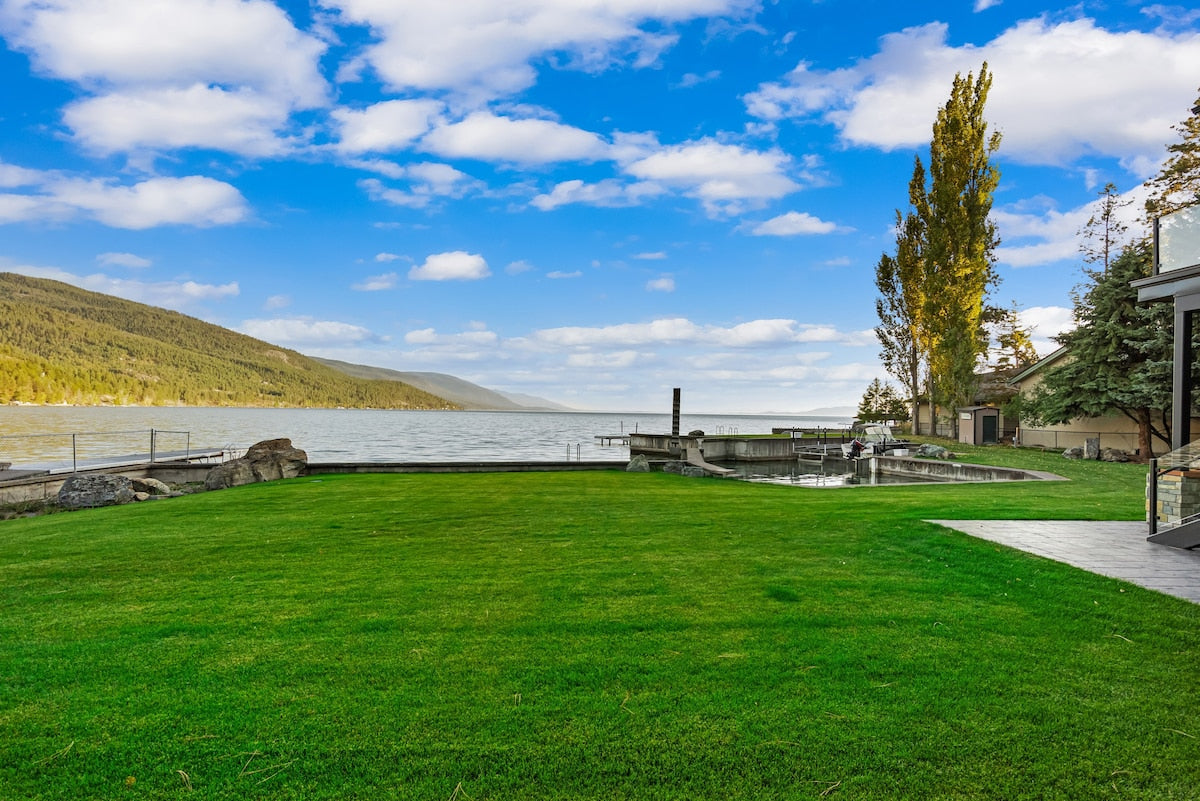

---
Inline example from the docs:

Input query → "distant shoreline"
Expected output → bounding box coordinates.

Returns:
[4,401,855,418]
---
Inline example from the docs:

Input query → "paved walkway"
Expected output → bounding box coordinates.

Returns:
[928,520,1200,604]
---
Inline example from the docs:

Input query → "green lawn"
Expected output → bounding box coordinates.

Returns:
[1,450,1197,799]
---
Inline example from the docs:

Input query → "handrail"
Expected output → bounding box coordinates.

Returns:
[0,428,195,472]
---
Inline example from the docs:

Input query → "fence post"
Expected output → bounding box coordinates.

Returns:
[71,434,77,473]
[1149,458,1158,536]
[150,429,157,463]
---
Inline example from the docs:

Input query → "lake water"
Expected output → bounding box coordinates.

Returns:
[0,407,852,469]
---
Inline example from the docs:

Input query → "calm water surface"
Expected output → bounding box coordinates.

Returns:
[0,407,852,468]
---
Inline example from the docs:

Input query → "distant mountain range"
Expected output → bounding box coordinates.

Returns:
[0,272,558,411]
[0,272,860,416]
[311,358,574,411]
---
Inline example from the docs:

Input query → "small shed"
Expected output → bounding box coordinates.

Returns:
[957,406,1001,445]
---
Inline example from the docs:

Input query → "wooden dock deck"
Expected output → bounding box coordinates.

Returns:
[594,434,631,446]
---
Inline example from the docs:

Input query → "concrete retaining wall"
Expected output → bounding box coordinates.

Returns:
[869,455,1063,483]
[305,461,629,475]
[0,460,631,505]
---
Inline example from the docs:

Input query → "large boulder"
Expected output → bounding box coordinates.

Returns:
[625,454,650,472]
[1100,448,1132,463]
[916,443,953,460]
[58,474,135,509]
[204,438,308,490]
[130,476,173,496]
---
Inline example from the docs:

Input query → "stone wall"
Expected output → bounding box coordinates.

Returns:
[1150,470,1200,524]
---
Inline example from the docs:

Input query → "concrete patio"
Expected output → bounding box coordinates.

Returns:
[929,520,1200,604]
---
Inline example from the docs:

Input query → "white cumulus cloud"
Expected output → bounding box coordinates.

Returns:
[333,99,444,153]
[64,85,295,157]
[422,112,609,165]
[359,162,484,209]
[751,211,838,236]
[97,251,151,269]
[239,317,383,346]
[533,317,868,348]
[1,165,249,229]
[47,175,249,229]
[318,0,752,100]
[1019,305,1075,353]
[745,17,1200,169]
[0,0,329,156]
[624,140,800,216]
[7,264,238,310]
[352,272,398,291]
[994,184,1148,268]
[409,251,491,281]
[531,178,664,210]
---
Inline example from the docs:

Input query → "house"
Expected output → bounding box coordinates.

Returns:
[1005,346,1198,454]
[911,368,1020,442]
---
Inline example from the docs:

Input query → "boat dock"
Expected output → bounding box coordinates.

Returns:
[594,434,631,446]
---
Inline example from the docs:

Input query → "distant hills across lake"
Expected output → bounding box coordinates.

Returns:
[0,271,854,417]
[0,272,562,411]
[308,357,572,412]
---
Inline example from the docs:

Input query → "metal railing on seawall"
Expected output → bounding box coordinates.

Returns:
[0,428,227,474]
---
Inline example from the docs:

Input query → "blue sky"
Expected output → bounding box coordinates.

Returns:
[2,0,1199,414]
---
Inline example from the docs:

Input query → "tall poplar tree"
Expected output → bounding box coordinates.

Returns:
[874,166,927,427]
[874,64,1000,436]
[921,64,1002,429]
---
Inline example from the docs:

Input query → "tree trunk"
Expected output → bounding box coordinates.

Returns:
[1137,407,1154,461]
[909,362,921,435]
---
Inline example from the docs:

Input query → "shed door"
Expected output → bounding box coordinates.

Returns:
[982,415,998,444]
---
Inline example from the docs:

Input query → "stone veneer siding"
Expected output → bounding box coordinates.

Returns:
[1151,470,1200,524]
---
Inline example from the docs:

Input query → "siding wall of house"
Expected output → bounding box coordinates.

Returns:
[1016,417,1143,451]
[1011,360,1200,455]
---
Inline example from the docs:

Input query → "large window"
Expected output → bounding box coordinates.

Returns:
[1157,205,1200,273]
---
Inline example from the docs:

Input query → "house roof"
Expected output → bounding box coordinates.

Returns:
[1006,345,1070,387]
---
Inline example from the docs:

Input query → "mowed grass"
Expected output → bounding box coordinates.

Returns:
[2,450,1198,800]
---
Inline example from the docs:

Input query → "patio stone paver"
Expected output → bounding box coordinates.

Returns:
[928,520,1200,604]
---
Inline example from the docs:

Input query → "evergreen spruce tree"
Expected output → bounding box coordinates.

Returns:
[1145,90,1200,218]
[857,379,910,423]
[1079,182,1131,274]
[987,303,1038,372]
[1023,241,1174,458]
[857,378,888,422]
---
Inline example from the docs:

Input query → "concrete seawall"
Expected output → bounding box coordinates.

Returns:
[0,460,632,505]
[868,455,1064,483]
[1,453,1062,507]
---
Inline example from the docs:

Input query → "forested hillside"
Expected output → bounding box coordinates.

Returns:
[0,272,457,409]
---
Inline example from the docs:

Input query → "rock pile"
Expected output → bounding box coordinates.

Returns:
[204,438,308,490]
[916,443,954,460]
[56,473,178,509]
[57,474,136,509]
